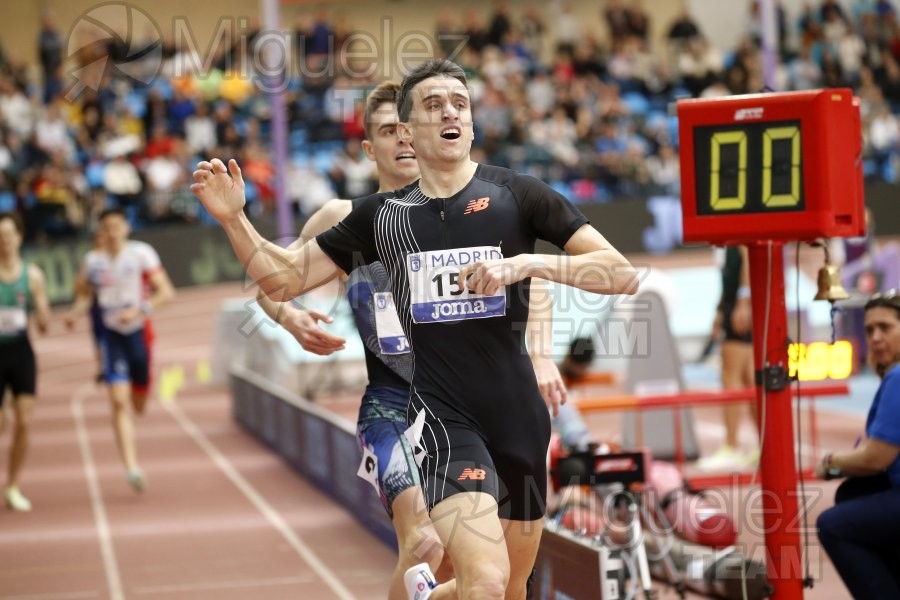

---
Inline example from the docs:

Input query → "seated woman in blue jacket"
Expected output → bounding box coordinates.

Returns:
[816,290,900,599]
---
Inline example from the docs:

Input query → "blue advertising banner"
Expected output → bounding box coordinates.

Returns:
[230,366,396,548]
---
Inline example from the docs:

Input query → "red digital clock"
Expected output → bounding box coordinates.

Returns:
[678,89,865,244]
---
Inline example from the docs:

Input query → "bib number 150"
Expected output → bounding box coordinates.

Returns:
[432,272,465,297]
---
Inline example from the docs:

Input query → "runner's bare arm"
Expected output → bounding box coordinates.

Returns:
[64,267,94,328]
[526,277,566,415]
[191,158,342,300]
[461,224,639,296]
[146,268,176,311]
[256,198,352,306]
[28,264,51,334]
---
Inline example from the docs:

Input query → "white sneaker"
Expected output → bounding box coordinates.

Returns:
[696,445,745,472]
[744,448,760,467]
[404,563,437,600]
[5,486,32,512]
[127,469,147,493]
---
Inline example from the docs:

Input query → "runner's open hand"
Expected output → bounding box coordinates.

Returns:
[279,307,346,356]
[191,158,247,223]
[530,355,567,416]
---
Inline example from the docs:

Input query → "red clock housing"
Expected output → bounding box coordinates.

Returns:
[678,89,865,244]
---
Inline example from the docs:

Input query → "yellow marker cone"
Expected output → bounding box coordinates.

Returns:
[158,368,176,405]
[196,360,212,385]
[171,365,185,392]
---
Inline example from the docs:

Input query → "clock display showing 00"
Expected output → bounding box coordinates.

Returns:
[693,120,804,215]
[678,89,864,244]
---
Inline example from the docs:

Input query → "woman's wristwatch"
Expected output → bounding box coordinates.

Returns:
[822,452,844,480]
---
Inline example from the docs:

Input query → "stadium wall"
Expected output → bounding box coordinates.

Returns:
[27,181,897,305]
[1,0,684,80]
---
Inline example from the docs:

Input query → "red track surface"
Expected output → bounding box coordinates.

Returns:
[0,283,394,600]
[0,281,864,599]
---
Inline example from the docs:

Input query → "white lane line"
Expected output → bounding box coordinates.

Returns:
[70,383,124,600]
[163,402,356,600]
[0,592,99,600]
[133,575,316,595]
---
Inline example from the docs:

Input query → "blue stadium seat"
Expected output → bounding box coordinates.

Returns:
[290,129,309,153]
[125,90,148,118]
[666,115,681,148]
[883,157,897,183]
[863,158,877,178]
[150,78,173,101]
[622,92,650,116]
[123,205,142,230]
[313,149,335,173]
[549,180,572,199]
[85,162,106,189]
[244,181,259,203]
[0,191,14,213]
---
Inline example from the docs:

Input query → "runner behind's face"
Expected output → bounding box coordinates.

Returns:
[0,216,22,259]
[100,213,130,251]
[362,101,419,191]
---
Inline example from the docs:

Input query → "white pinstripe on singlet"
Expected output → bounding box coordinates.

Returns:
[374,188,453,505]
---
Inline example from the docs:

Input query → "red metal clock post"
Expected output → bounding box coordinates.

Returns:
[677,89,865,599]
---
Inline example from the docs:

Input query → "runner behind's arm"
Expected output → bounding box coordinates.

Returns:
[255,199,352,355]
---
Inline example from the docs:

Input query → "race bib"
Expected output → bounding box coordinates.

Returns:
[406,247,506,324]
[97,286,126,310]
[356,445,380,492]
[373,292,410,354]
[0,307,26,335]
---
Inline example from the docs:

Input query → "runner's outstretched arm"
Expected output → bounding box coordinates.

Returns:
[191,158,342,300]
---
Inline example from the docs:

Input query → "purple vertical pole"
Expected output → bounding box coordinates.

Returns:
[759,0,779,90]
[261,0,294,241]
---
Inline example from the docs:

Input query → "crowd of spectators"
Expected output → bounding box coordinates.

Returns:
[1,0,899,242]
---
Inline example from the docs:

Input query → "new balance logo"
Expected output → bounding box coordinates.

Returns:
[464,197,490,214]
[458,468,487,480]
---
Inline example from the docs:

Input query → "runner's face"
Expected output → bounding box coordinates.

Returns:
[404,76,473,165]
[363,102,419,189]
[100,214,130,248]
[94,229,109,251]
[865,305,900,370]
[0,218,21,257]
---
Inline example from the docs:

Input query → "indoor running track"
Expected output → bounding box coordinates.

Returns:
[0,282,395,600]
[0,280,865,600]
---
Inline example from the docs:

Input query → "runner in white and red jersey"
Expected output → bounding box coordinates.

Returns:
[66,208,175,492]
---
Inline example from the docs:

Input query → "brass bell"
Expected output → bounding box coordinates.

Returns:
[814,264,850,302]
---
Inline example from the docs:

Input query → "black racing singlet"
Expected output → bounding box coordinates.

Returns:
[317,164,588,426]
[320,163,590,520]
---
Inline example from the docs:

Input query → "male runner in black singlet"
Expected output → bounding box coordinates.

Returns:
[192,59,638,599]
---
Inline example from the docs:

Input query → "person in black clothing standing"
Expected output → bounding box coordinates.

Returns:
[698,245,757,471]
